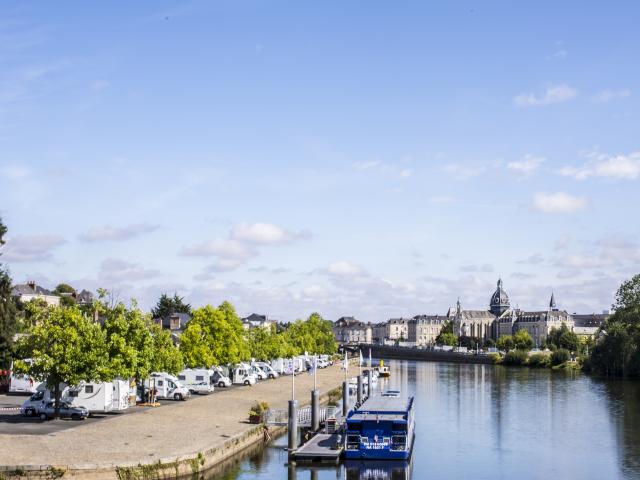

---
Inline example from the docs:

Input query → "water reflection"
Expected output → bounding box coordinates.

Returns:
[207,360,640,480]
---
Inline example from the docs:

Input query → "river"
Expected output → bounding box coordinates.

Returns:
[207,359,640,480]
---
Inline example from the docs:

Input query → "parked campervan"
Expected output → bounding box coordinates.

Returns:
[177,369,214,394]
[9,360,42,394]
[249,364,267,380]
[253,362,279,379]
[20,387,53,417]
[232,364,256,386]
[146,373,191,401]
[211,369,231,388]
[63,380,130,413]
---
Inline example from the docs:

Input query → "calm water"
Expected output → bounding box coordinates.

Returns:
[208,360,640,480]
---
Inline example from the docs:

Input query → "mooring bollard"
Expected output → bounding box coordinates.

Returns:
[357,375,363,405]
[311,389,320,432]
[342,381,349,416]
[288,399,298,452]
[287,461,297,480]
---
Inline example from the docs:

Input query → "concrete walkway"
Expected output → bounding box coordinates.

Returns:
[0,364,351,477]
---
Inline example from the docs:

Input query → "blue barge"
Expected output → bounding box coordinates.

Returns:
[344,395,415,460]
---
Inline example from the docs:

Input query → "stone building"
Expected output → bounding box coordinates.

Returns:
[453,278,575,346]
[11,281,60,307]
[333,316,372,344]
[408,315,447,346]
[572,313,609,338]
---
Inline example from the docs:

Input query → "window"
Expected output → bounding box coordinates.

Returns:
[85,385,94,394]
[178,375,186,381]
[196,375,204,381]
[68,390,79,397]
[157,380,163,386]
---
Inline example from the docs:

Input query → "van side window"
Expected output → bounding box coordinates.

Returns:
[69,390,79,397]
[168,381,175,388]
[157,380,163,386]
[178,375,186,381]
[196,375,204,381]
[85,385,94,394]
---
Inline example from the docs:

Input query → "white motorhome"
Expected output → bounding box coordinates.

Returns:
[177,369,214,394]
[20,387,53,417]
[232,364,256,386]
[63,380,130,413]
[211,369,231,388]
[253,362,279,379]
[146,373,191,401]
[249,364,267,380]
[9,360,42,394]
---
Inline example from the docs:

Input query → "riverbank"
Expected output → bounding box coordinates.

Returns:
[0,364,349,479]
[367,344,494,364]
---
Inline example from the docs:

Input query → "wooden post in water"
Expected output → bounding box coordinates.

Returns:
[357,374,363,405]
[288,399,298,453]
[364,369,370,400]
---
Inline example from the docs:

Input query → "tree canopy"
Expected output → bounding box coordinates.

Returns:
[497,335,514,352]
[13,305,109,415]
[151,293,191,319]
[513,329,534,351]
[546,324,579,352]
[590,274,640,377]
[0,217,17,368]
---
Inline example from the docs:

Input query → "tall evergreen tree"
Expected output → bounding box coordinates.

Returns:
[0,217,17,368]
[151,293,191,318]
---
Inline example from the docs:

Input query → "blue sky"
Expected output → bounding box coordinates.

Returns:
[1,1,639,321]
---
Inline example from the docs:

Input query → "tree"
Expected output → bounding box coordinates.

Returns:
[53,283,77,308]
[590,274,640,377]
[0,218,17,368]
[513,329,534,351]
[547,323,578,351]
[180,303,249,367]
[13,305,109,416]
[282,313,338,356]
[437,332,458,347]
[150,322,183,374]
[496,335,514,352]
[151,293,191,319]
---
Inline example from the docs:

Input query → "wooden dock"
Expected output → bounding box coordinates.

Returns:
[293,433,343,464]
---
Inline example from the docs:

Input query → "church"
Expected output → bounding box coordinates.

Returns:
[451,278,574,347]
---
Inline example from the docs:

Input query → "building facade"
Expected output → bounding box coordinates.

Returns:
[453,279,575,346]
[333,316,372,344]
[408,315,447,346]
[12,282,60,307]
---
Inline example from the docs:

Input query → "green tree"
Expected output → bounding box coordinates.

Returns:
[590,274,640,377]
[513,329,534,351]
[0,218,17,368]
[53,283,77,308]
[180,303,249,367]
[150,322,183,374]
[282,313,338,355]
[14,305,109,416]
[547,323,578,351]
[497,335,514,352]
[151,293,191,319]
[436,332,458,347]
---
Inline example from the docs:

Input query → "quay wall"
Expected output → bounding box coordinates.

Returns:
[365,344,495,365]
[0,363,350,479]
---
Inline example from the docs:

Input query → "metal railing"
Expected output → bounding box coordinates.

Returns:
[265,405,338,427]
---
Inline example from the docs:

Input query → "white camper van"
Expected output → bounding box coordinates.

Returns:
[253,362,279,379]
[63,380,130,413]
[232,364,257,386]
[177,369,214,395]
[147,373,191,401]
[9,360,42,394]
[249,364,267,381]
[211,369,231,388]
[20,387,53,417]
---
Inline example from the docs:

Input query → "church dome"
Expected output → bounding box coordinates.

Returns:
[490,278,510,315]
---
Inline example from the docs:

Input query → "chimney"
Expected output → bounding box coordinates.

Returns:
[27,280,36,291]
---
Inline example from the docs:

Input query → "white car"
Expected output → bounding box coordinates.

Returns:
[188,381,214,395]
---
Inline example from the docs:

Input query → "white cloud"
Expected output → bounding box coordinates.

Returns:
[592,89,631,103]
[98,258,161,283]
[327,261,363,276]
[513,84,577,107]
[442,163,485,179]
[399,169,413,178]
[353,161,381,171]
[547,49,568,60]
[427,195,454,204]
[79,223,160,242]
[0,165,31,180]
[559,151,640,180]
[181,238,254,260]
[518,253,544,265]
[91,80,110,91]
[230,222,309,245]
[2,235,66,262]
[507,155,545,175]
[532,192,587,214]
[460,264,494,273]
